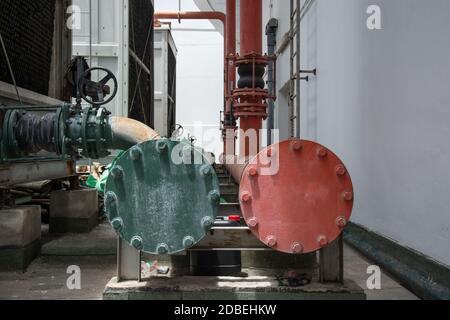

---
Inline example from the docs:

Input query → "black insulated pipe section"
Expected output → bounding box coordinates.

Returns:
[237,64,266,89]
[14,112,57,154]
[266,18,278,145]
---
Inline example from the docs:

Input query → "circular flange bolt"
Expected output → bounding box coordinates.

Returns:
[130,147,143,161]
[131,236,144,250]
[156,139,169,153]
[111,166,124,180]
[201,216,214,230]
[208,190,221,204]
[201,165,212,177]
[111,218,124,232]
[183,236,195,249]
[157,243,169,255]
[104,191,117,206]
[240,139,354,254]
[291,242,304,254]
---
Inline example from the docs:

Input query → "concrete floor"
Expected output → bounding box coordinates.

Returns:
[0,223,418,300]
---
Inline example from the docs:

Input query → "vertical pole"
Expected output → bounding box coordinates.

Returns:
[265,19,278,146]
[295,0,301,138]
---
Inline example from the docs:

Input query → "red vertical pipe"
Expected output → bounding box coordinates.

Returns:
[240,0,263,55]
[239,0,263,157]
[224,0,237,156]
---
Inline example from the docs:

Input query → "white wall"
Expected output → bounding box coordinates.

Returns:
[266,0,450,267]
[155,0,224,155]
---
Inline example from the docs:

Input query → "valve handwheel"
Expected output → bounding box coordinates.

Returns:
[77,67,118,106]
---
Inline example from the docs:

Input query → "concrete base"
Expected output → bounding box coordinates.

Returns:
[0,206,42,272]
[103,275,366,300]
[50,189,98,234]
[0,240,41,272]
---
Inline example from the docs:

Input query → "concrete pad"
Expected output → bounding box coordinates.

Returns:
[0,206,41,247]
[0,206,41,271]
[41,222,116,256]
[103,276,366,300]
[50,189,98,233]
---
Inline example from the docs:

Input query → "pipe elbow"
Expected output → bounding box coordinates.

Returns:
[109,117,161,151]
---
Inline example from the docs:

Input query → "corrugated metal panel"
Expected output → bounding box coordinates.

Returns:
[0,0,56,96]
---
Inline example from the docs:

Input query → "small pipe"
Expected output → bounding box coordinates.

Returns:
[109,117,161,150]
[154,11,226,25]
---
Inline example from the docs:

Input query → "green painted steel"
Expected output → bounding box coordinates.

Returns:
[105,139,220,255]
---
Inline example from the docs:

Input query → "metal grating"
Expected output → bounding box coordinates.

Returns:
[0,0,56,96]
[128,0,154,127]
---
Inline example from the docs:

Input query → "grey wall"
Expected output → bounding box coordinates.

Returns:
[267,0,450,267]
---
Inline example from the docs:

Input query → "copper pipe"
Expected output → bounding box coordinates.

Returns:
[154,11,226,25]
[109,117,161,150]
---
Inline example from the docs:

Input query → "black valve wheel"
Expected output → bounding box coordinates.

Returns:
[78,67,118,106]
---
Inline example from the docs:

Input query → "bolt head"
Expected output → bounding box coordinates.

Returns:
[317,235,328,247]
[291,242,304,254]
[130,147,142,161]
[336,165,347,176]
[200,165,212,177]
[131,236,143,250]
[248,166,258,177]
[266,235,277,247]
[111,166,124,179]
[111,218,123,232]
[104,192,117,205]
[201,216,214,229]
[208,190,221,204]
[336,216,347,228]
[157,243,169,255]
[317,148,328,158]
[343,191,354,201]
[247,217,258,228]
[156,139,169,153]
[291,140,303,151]
[240,191,252,203]
[182,236,195,249]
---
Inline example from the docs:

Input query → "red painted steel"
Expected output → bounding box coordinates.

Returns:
[239,139,354,254]
[233,0,268,157]
[223,0,238,156]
